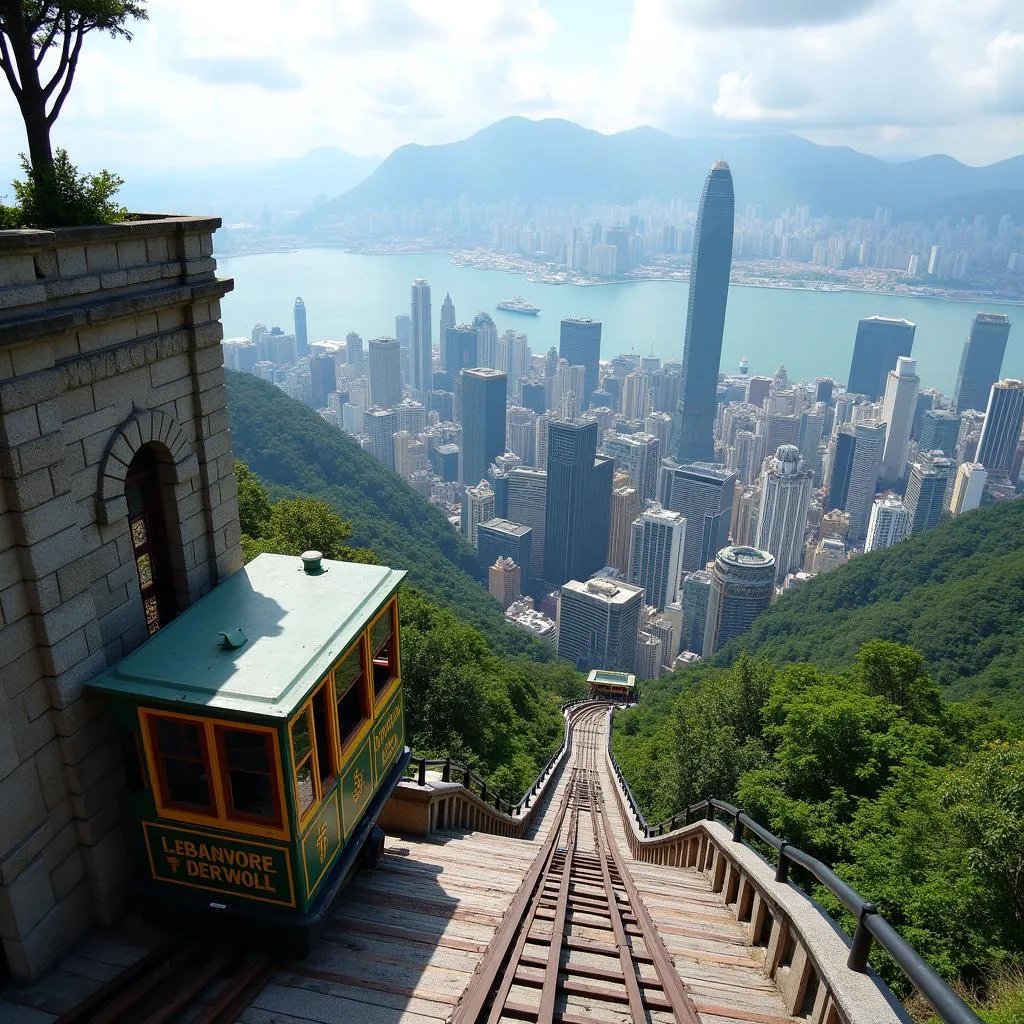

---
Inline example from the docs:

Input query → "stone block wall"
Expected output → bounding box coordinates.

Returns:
[0,217,243,979]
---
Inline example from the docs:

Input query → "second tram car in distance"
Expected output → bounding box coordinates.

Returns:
[88,551,410,953]
[587,669,638,703]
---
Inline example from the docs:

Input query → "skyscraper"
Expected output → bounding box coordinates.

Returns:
[473,311,499,369]
[309,355,337,409]
[948,462,986,516]
[410,279,432,395]
[671,162,735,463]
[703,546,775,658]
[556,578,643,674]
[368,336,402,409]
[461,368,507,486]
[607,484,641,573]
[976,379,1024,478]
[394,314,411,351]
[364,408,398,470]
[461,480,495,546]
[440,292,456,344]
[904,455,953,535]
[600,432,661,502]
[680,570,712,656]
[953,313,1012,414]
[478,519,533,587]
[627,505,686,610]
[828,423,886,544]
[444,324,478,373]
[865,496,909,552]
[507,467,547,583]
[293,297,308,358]
[657,460,737,572]
[879,356,920,482]
[847,317,916,400]
[559,318,602,406]
[755,445,814,585]
[489,557,521,610]
[544,420,614,588]
[345,331,363,368]
[918,410,962,457]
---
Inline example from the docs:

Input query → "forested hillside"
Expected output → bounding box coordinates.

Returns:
[716,497,1024,704]
[226,370,539,656]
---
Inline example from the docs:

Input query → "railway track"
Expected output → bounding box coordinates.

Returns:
[54,939,272,1024]
[453,704,700,1024]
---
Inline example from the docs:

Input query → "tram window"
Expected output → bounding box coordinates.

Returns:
[218,727,280,825]
[335,638,370,751]
[371,602,398,697]
[290,707,317,817]
[311,684,335,790]
[151,717,213,811]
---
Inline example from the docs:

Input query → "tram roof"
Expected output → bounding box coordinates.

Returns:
[88,554,406,718]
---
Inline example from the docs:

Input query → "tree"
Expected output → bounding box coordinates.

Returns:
[0,2,146,179]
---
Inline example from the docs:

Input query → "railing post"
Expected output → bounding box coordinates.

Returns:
[417,759,426,787]
[732,810,744,843]
[848,902,877,972]
[705,801,714,821]
[775,841,789,883]
[443,757,451,782]
[481,783,488,804]
[463,766,471,787]
[683,805,691,826]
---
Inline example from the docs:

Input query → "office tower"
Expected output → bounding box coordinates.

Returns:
[953,313,1012,414]
[728,430,763,487]
[555,362,586,417]
[489,557,521,610]
[703,546,775,657]
[635,633,664,681]
[535,411,557,470]
[309,355,337,409]
[507,467,548,582]
[461,368,507,486]
[628,505,686,610]
[410,279,432,395]
[815,378,835,405]
[393,430,413,478]
[506,407,538,466]
[621,372,650,421]
[657,460,737,572]
[732,484,760,547]
[440,292,456,345]
[645,411,673,452]
[499,331,530,395]
[345,331,364,367]
[478,519,533,587]
[650,370,681,415]
[444,324,479,373]
[556,578,644,673]
[746,376,772,409]
[865,496,910,552]
[293,297,308,358]
[394,314,411,351]
[474,311,499,369]
[544,421,614,588]
[368,336,402,409]
[429,391,455,423]
[828,423,885,544]
[679,570,712,655]
[847,316,916,400]
[976,379,1024,478]
[811,537,848,573]
[600,432,661,502]
[904,454,953,535]
[949,462,987,516]
[488,452,522,518]
[672,162,735,463]
[764,413,800,454]
[798,409,825,478]
[395,399,427,435]
[914,410,957,457]
[364,408,398,470]
[607,484,641,573]
[461,480,495,546]
[522,381,547,415]
[558,318,601,407]
[755,445,813,586]
[911,389,938,440]
[430,442,460,481]
[879,356,920,482]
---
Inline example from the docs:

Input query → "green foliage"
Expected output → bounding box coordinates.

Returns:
[8,149,126,228]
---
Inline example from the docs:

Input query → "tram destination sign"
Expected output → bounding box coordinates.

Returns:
[372,687,405,782]
[143,822,295,907]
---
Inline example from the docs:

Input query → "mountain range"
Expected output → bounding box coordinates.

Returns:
[296,117,1024,228]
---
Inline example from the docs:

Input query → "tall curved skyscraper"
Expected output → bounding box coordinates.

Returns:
[671,162,735,463]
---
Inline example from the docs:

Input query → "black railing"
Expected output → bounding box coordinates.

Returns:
[606,714,981,1024]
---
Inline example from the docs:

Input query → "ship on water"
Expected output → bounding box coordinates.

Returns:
[496,294,541,315]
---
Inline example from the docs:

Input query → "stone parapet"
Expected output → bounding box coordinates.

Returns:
[0,216,243,979]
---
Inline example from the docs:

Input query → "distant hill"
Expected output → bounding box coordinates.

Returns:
[715,498,1024,705]
[225,370,542,656]
[296,117,1024,228]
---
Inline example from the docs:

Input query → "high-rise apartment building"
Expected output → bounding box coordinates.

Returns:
[559,318,602,406]
[879,356,920,482]
[544,420,614,588]
[309,354,337,409]
[635,632,664,681]
[976,379,1024,478]
[703,546,775,657]
[680,570,712,656]
[368,336,402,409]
[461,368,507,487]
[293,296,308,358]
[627,505,686,610]
[607,485,641,573]
[473,311,498,368]
[600,431,661,502]
[755,445,813,585]
[621,372,649,421]
[410,278,432,395]
[556,578,644,673]
[847,316,916,400]
[797,408,825,478]
[461,480,495,546]
[904,455,953,535]
[918,410,961,457]
[478,519,533,587]
[657,460,737,572]
[506,406,538,466]
[865,495,909,552]
[507,467,547,583]
[672,162,735,463]
[364,407,398,470]
[489,557,521,610]
[811,537,848,574]
[645,411,673,452]
[346,331,364,367]
[948,462,987,516]
[953,313,1011,414]
[828,422,886,544]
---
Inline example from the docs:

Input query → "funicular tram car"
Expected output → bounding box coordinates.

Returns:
[87,551,410,953]
[587,669,638,703]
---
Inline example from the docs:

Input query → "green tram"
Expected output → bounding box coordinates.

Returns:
[88,552,410,952]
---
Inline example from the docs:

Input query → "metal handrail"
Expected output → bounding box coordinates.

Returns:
[605,710,981,1024]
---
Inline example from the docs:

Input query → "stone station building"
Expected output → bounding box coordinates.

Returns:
[0,217,242,979]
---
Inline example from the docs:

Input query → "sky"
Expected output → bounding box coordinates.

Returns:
[2,0,1024,170]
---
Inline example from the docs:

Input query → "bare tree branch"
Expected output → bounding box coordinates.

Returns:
[42,9,72,98]
[0,28,23,98]
[34,15,62,67]
[45,18,83,125]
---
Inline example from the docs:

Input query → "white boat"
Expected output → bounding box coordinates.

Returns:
[496,294,541,315]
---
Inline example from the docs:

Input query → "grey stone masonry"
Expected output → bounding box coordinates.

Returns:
[0,216,242,980]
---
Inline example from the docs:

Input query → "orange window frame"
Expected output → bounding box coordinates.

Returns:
[139,708,289,841]
[334,635,373,759]
[369,598,401,709]
[290,678,340,828]
[214,723,286,832]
